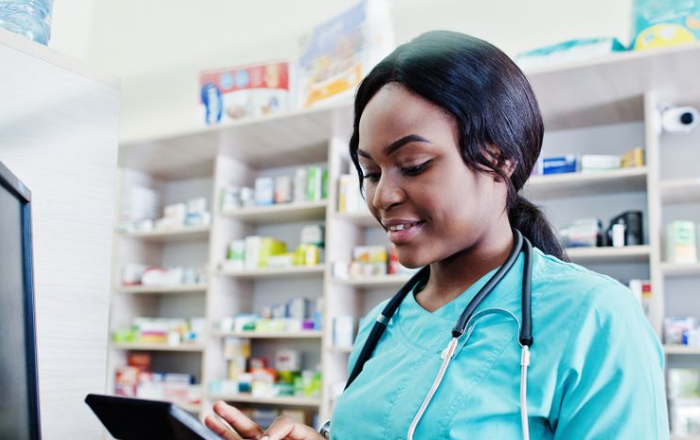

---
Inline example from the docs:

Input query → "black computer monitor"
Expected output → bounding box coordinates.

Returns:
[0,159,41,440]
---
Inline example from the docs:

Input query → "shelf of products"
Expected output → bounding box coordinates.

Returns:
[112,343,205,352]
[660,178,700,205]
[116,284,209,295]
[565,245,651,263]
[525,167,648,200]
[119,225,211,243]
[220,200,328,224]
[217,265,326,279]
[208,394,322,407]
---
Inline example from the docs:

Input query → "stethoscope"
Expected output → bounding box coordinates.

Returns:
[322,229,534,440]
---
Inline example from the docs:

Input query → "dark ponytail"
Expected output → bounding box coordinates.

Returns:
[350,30,567,260]
[509,195,567,261]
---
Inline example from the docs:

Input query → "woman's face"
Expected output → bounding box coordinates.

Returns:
[357,84,508,268]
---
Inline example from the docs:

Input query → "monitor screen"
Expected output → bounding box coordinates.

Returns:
[0,161,41,440]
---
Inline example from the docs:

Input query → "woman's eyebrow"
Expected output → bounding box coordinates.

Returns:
[357,134,431,159]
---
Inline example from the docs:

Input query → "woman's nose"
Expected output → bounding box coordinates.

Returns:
[371,174,405,211]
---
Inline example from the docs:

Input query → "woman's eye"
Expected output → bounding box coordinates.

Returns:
[401,160,432,176]
[362,172,380,182]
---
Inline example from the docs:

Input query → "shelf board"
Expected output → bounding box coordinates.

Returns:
[660,178,700,204]
[119,226,211,243]
[334,211,378,228]
[220,200,327,224]
[119,101,349,179]
[671,436,700,440]
[565,245,651,263]
[523,168,647,200]
[111,342,205,352]
[662,263,700,278]
[208,393,322,407]
[327,345,353,354]
[214,331,323,339]
[664,345,700,355]
[116,284,208,294]
[217,265,326,279]
[333,274,413,288]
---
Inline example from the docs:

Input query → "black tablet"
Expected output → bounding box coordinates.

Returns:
[85,394,221,440]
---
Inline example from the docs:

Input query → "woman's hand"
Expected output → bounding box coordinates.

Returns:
[205,400,326,440]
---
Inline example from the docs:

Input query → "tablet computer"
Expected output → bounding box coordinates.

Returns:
[85,394,221,440]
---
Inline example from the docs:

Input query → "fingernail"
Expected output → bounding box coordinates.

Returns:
[261,437,269,440]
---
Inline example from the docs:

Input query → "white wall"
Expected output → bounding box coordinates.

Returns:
[48,0,634,143]
[0,31,119,440]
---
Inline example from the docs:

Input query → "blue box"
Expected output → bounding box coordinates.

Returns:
[542,155,579,175]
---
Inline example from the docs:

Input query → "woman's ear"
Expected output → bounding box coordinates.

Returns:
[484,144,516,178]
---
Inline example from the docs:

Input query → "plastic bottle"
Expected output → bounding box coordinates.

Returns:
[0,0,53,45]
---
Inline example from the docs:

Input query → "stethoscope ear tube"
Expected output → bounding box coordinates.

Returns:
[451,229,524,338]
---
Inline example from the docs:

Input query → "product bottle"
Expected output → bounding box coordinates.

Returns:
[0,0,53,45]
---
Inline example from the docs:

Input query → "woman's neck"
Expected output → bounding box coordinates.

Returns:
[416,219,515,313]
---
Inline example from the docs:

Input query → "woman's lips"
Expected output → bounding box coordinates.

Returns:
[386,221,424,244]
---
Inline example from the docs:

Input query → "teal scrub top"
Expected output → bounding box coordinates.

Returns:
[331,248,669,439]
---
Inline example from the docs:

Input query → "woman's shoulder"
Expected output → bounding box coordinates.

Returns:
[532,248,644,324]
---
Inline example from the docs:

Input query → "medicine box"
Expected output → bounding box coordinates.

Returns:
[199,61,291,125]
[666,221,698,264]
[296,0,394,109]
[541,155,579,175]
[631,0,700,51]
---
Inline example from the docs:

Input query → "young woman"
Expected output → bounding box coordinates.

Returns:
[205,30,668,440]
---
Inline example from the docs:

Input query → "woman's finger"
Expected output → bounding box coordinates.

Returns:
[212,400,265,440]
[204,413,244,440]
[262,415,323,440]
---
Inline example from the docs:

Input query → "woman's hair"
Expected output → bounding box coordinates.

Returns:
[348,30,567,260]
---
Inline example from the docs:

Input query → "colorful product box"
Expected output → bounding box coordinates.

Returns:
[666,221,698,264]
[631,0,700,51]
[199,61,291,125]
[541,155,579,175]
[297,0,394,109]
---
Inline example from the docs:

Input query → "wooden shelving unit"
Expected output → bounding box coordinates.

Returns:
[220,200,328,224]
[109,43,700,432]
[116,284,209,295]
[217,265,326,279]
[112,342,206,352]
[119,225,211,242]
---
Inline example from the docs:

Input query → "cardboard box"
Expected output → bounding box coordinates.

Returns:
[199,61,291,124]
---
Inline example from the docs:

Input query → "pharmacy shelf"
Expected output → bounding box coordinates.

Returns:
[333,274,413,288]
[116,284,208,295]
[220,200,328,224]
[334,211,378,228]
[112,342,205,352]
[119,226,211,243]
[327,345,353,354]
[671,436,700,440]
[214,331,323,339]
[565,245,651,263]
[664,345,700,355]
[524,168,648,200]
[661,263,700,278]
[217,265,326,279]
[660,178,700,204]
[208,393,322,407]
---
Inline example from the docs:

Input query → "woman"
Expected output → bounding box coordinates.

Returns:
[205,31,668,440]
